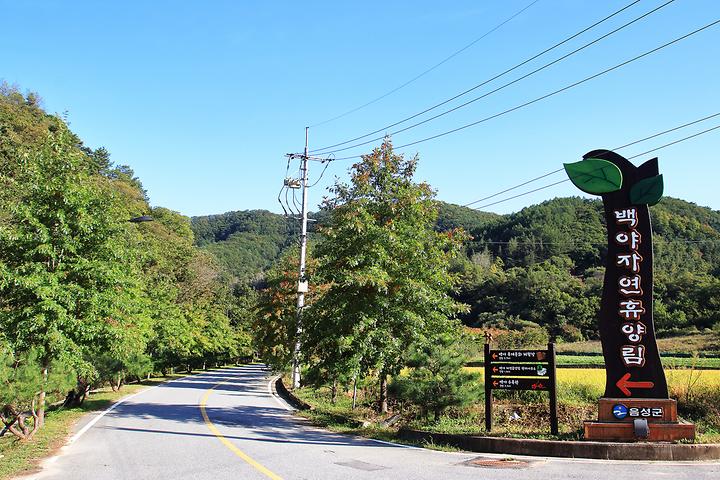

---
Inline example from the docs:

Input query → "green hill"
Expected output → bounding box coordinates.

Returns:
[192,197,719,341]
[191,201,499,283]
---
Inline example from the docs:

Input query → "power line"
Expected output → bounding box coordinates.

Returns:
[472,122,720,210]
[307,159,332,188]
[328,14,720,161]
[309,0,543,128]
[463,111,720,207]
[311,0,643,153]
[471,239,720,246]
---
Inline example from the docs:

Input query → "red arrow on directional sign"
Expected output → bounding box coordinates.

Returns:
[616,373,654,396]
[491,353,498,360]
[492,367,499,373]
[493,381,498,387]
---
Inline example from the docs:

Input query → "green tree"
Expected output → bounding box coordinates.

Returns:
[0,126,150,433]
[305,140,467,413]
[0,346,75,440]
[391,335,482,420]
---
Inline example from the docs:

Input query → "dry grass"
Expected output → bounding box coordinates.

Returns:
[556,333,720,354]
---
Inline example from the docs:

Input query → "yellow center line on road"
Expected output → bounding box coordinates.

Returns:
[200,379,284,480]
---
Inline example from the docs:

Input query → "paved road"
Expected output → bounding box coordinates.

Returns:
[27,364,719,480]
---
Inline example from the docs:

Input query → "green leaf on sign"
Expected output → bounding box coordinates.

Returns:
[630,174,664,205]
[563,158,623,195]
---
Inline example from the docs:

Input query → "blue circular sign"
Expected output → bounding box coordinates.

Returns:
[612,404,628,419]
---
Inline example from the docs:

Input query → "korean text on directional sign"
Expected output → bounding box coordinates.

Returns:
[490,378,550,391]
[484,343,558,435]
[489,349,548,363]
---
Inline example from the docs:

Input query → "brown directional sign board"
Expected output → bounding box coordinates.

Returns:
[489,350,548,362]
[490,377,550,391]
[489,364,549,377]
[484,343,558,434]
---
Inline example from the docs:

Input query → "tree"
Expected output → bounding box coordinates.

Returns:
[305,139,467,413]
[0,126,150,434]
[391,336,482,421]
[0,346,74,440]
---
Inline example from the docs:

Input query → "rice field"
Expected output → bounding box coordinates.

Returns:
[465,367,720,390]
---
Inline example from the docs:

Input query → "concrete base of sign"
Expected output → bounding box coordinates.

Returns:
[584,420,696,442]
[584,397,695,442]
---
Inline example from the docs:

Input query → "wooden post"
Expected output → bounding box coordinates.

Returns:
[548,342,559,435]
[484,342,493,432]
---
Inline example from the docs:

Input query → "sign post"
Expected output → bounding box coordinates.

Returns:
[564,150,694,441]
[484,342,558,435]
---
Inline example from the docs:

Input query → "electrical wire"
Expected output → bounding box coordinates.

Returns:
[285,184,299,216]
[326,14,719,160]
[292,186,302,213]
[307,157,333,188]
[471,239,720,245]
[309,0,543,128]
[463,111,720,207]
[277,185,289,216]
[472,123,720,210]
[311,0,643,153]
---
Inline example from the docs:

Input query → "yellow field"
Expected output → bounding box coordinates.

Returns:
[465,367,720,391]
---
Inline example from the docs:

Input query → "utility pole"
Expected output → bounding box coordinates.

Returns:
[291,127,310,389]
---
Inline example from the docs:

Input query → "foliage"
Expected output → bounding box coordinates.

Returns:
[457,196,720,341]
[303,139,467,412]
[0,86,251,440]
[391,336,482,420]
[0,347,75,440]
[254,249,321,371]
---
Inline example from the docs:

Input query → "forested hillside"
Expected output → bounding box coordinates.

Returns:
[191,210,298,283]
[191,201,499,283]
[195,195,720,343]
[0,86,252,440]
[456,196,720,340]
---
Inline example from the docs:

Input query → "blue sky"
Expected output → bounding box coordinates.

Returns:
[2,0,719,217]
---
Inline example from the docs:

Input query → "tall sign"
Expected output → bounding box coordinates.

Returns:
[565,150,694,441]
[564,150,667,398]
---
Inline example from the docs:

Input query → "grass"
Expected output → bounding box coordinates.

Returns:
[555,355,720,369]
[464,367,720,391]
[288,375,464,452]
[0,373,189,480]
[291,367,720,445]
[555,333,720,355]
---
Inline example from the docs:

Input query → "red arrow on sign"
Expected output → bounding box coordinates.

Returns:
[492,367,499,373]
[492,381,498,387]
[491,353,498,360]
[616,373,654,396]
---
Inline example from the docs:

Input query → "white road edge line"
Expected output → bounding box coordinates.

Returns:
[69,367,241,445]
[264,374,469,454]
[67,382,166,445]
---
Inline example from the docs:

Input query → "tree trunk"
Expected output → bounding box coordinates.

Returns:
[352,376,358,410]
[379,373,388,414]
[64,378,90,408]
[331,380,337,404]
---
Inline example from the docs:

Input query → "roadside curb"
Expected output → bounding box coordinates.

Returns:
[397,428,720,461]
[273,377,312,410]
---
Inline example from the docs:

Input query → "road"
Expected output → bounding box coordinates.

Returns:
[27,364,719,480]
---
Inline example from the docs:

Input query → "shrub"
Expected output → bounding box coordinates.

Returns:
[391,337,482,421]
